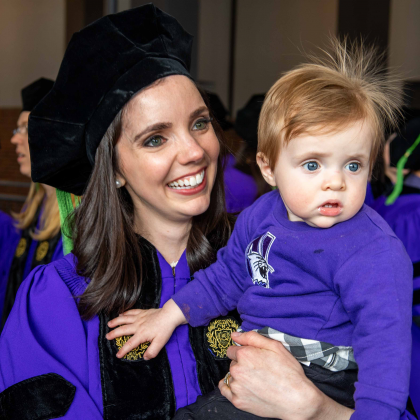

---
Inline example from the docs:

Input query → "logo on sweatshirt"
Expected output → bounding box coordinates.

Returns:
[245,232,276,288]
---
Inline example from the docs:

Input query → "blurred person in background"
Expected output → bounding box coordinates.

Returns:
[208,93,270,213]
[371,117,420,415]
[0,78,63,332]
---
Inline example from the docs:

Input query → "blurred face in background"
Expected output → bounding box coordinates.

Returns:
[10,111,31,178]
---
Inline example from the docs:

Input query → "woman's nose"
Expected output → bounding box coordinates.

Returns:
[177,135,205,164]
[10,133,21,145]
[322,171,345,191]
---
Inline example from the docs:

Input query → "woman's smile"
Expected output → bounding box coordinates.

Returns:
[167,168,207,195]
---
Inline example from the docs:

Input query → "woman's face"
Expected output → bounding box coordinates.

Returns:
[116,75,220,230]
[10,111,31,178]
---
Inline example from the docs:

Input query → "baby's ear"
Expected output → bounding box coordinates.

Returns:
[256,153,277,187]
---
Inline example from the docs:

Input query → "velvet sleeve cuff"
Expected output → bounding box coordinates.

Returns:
[0,373,76,420]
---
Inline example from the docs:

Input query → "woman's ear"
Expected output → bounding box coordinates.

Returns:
[115,174,126,188]
[256,152,277,187]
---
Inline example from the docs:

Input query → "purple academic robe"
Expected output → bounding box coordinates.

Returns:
[0,209,63,318]
[0,251,202,418]
[0,211,21,315]
[224,155,258,213]
[373,188,420,415]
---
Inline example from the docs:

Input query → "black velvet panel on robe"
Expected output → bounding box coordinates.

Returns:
[99,236,241,419]
[99,238,176,420]
[0,373,75,420]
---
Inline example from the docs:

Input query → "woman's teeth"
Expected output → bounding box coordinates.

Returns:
[168,170,205,189]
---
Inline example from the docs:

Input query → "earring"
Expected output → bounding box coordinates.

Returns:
[116,180,122,188]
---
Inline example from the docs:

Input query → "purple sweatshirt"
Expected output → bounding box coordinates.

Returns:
[173,190,413,419]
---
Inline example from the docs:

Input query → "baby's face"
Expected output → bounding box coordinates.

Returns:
[271,120,373,228]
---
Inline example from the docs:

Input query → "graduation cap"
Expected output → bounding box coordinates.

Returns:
[386,118,420,205]
[21,78,54,112]
[28,4,193,253]
[234,94,265,150]
[29,4,193,197]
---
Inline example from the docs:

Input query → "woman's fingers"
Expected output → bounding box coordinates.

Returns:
[218,379,233,401]
[227,331,291,362]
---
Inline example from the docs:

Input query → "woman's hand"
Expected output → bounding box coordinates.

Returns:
[106,299,187,359]
[218,331,354,420]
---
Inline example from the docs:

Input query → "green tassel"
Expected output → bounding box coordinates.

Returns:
[386,134,420,206]
[56,189,81,255]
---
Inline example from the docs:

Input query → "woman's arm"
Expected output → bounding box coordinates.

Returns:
[218,331,353,420]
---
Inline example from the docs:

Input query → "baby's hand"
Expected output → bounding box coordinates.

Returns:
[106,299,187,360]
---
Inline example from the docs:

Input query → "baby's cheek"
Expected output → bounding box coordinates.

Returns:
[285,191,312,213]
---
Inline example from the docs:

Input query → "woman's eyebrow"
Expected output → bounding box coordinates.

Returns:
[132,122,172,142]
[190,106,209,120]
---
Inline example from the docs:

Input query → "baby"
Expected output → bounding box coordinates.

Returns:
[107,40,412,418]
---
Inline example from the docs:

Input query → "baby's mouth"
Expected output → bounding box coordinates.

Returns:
[318,201,342,217]
[167,169,205,190]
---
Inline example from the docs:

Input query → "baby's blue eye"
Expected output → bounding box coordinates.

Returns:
[346,162,360,172]
[145,136,164,147]
[303,161,319,171]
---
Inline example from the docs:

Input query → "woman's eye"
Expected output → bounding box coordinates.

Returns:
[144,135,165,147]
[193,118,211,131]
[346,162,360,172]
[303,161,319,171]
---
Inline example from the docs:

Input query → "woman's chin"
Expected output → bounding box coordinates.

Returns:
[176,196,211,219]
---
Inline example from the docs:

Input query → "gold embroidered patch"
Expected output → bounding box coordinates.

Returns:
[15,238,27,258]
[206,318,239,358]
[35,241,49,261]
[115,335,150,361]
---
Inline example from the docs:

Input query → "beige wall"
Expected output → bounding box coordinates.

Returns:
[0,0,65,107]
[389,0,420,80]
[233,0,338,115]
[197,0,231,109]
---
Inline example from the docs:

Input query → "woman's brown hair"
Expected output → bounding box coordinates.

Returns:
[72,87,233,320]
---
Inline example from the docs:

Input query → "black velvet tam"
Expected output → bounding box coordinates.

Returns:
[21,78,54,112]
[29,4,193,196]
[234,94,265,150]
[390,118,420,170]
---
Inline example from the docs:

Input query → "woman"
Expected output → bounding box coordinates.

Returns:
[0,78,63,329]
[0,6,414,420]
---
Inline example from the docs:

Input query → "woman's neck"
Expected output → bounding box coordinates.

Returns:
[135,215,191,264]
[41,183,55,199]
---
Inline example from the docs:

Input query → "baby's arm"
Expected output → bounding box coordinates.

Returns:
[106,299,186,359]
[107,205,255,358]
[334,236,412,419]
